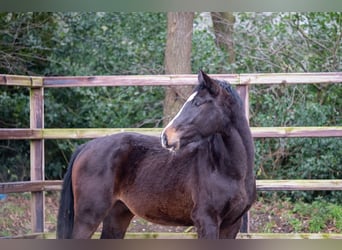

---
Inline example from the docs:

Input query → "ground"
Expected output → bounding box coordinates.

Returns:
[0,192,341,237]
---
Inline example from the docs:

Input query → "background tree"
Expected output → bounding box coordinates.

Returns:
[211,12,236,73]
[163,12,194,125]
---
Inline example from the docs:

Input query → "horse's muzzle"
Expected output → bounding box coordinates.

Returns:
[161,127,180,151]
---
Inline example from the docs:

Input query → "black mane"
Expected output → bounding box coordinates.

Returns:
[214,79,243,107]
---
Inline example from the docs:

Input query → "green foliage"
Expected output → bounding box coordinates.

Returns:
[291,199,342,232]
[0,12,167,180]
[0,13,56,181]
[192,13,228,73]
[250,82,341,202]
[0,87,30,181]
[42,13,167,178]
[0,140,30,182]
[0,13,57,75]
[234,12,341,73]
[230,12,342,203]
[46,12,166,76]
[0,87,29,128]
[255,197,342,233]
[44,85,164,178]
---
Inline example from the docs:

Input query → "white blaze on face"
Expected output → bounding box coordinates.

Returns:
[161,91,198,147]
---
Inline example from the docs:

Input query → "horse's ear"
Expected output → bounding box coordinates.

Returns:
[198,70,220,96]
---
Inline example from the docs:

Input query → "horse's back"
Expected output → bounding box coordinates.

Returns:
[71,132,162,185]
[78,132,160,153]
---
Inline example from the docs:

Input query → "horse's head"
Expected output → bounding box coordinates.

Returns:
[161,70,244,151]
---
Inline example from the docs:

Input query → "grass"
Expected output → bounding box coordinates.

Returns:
[0,193,31,236]
[251,197,342,233]
[292,199,342,232]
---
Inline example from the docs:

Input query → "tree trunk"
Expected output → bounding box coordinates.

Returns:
[163,12,194,125]
[211,12,236,73]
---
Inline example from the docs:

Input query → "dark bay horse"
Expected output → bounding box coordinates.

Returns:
[57,71,256,239]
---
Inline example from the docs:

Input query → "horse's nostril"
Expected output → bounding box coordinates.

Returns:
[161,133,168,148]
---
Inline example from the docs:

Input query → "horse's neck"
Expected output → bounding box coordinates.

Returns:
[205,130,248,179]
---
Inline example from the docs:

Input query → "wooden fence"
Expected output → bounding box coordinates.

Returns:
[0,72,342,239]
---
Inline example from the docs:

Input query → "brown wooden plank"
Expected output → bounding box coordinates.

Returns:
[0,181,62,193]
[42,128,163,139]
[0,75,32,86]
[239,72,342,85]
[6,232,342,239]
[0,233,45,239]
[2,180,342,194]
[0,128,162,139]
[43,75,199,87]
[30,142,45,233]
[1,127,341,140]
[41,72,342,87]
[236,85,251,233]
[237,233,342,239]
[0,129,42,139]
[257,179,342,191]
[124,232,342,239]
[236,85,249,122]
[31,77,43,87]
[29,86,45,233]
[252,126,342,138]
[1,73,342,88]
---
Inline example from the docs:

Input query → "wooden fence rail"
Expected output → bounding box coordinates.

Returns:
[2,72,342,87]
[1,127,342,140]
[2,179,342,194]
[1,72,341,239]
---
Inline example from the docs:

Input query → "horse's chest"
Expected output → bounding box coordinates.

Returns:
[194,170,245,209]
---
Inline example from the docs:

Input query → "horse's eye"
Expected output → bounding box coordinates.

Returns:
[193,99,208,107]
[193,100,202,107]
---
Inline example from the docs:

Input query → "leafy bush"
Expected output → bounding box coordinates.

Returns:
[42,13,167,179]
[250,84,341,202]
[0,87,30,181]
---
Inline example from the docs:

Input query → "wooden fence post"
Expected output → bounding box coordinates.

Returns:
[236,84,250,233]
[30,77,45,233]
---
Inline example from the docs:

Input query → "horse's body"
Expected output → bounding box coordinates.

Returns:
[57,71,256,239]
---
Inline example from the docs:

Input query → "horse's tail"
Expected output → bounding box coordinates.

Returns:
[56,145,84,239]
